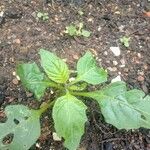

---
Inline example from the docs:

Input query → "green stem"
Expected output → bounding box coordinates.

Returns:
[38,100,55,115]
[44,81,64,90]
[70,91,91,97]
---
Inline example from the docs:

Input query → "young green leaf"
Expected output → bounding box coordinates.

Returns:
[78,10,84,16]
[120,36,130,48]
[17,63,47,100]
[37,12,43,18]
[81,29,91,37]
[52,93,87,150]
[86,81,150,129]
[65,25,77,36]
[37,12,49,21]
[43,13,49,21]
[75,51,107,85]
[0,105,41,150]
[39,49,69,83]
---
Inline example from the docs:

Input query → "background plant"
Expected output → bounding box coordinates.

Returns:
[0,49,150,150]
[120,36,130,48]
[65,22,91,38]
[37,12,49,21]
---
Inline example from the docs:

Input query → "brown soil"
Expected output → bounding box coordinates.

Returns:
[0,0,150,150]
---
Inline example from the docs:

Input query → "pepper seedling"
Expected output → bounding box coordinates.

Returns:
[0,49,150,150]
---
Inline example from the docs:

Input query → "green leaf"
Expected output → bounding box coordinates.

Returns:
[52,93,87,150]
[65,25,77,36]
[120,36,130,48]
[78,22,83,31]
[78,10,84,16]
[76,51,107,85]
[17,63,47,100]
[37,12,43,18]
[87,81,150,129]
[0,105,41,150]
[81,29,91,37]
[125,90,150,128]
[39,49,69,83]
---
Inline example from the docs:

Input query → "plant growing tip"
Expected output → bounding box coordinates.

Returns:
[0,49,150,150]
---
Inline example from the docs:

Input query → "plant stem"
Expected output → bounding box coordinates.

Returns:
[44,81,64,90]
[38,100,55,115]
[70,91,91,97]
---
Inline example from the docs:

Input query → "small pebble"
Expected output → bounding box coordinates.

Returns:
[98,58,102,62]
[104,51,108,56]
[111,75,122,83]
[0,11,5,25]
[144,64,148,70]
[73,54,79,60]
[98,26,102,31]
[13,39,21,44]
[110,47,121,56]
[69,77,75,82]
[54,15,59,21]
[119,64,125,68]
[137,76,144,82]
[113,61,118,66]
[50,90,54,94]
[137,53,142,58]
[138,71,144,76]
[36,143,41,148]
[16,75,20,81]
[87,18,93,22]
[124,68,129,72]
[120,58,125,65]
[9,57,14,62]
[12,71,16,76]
[107,67,117,72]
[118,25,125,32]
[12,78,19,85]
[0,11,4,17]
[114,11,121,14]
[53,132,61,141]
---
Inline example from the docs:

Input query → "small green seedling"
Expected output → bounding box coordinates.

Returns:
[37,12,49,21]
[0,49,150,150]
[65,22,91,38]
[78,10,84,16]
[120,36,130,47]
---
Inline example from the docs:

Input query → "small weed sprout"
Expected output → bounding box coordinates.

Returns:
[65,22,91,38]
[37,12,49,21]
[78,10,84,16]
[120,36,130,48]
